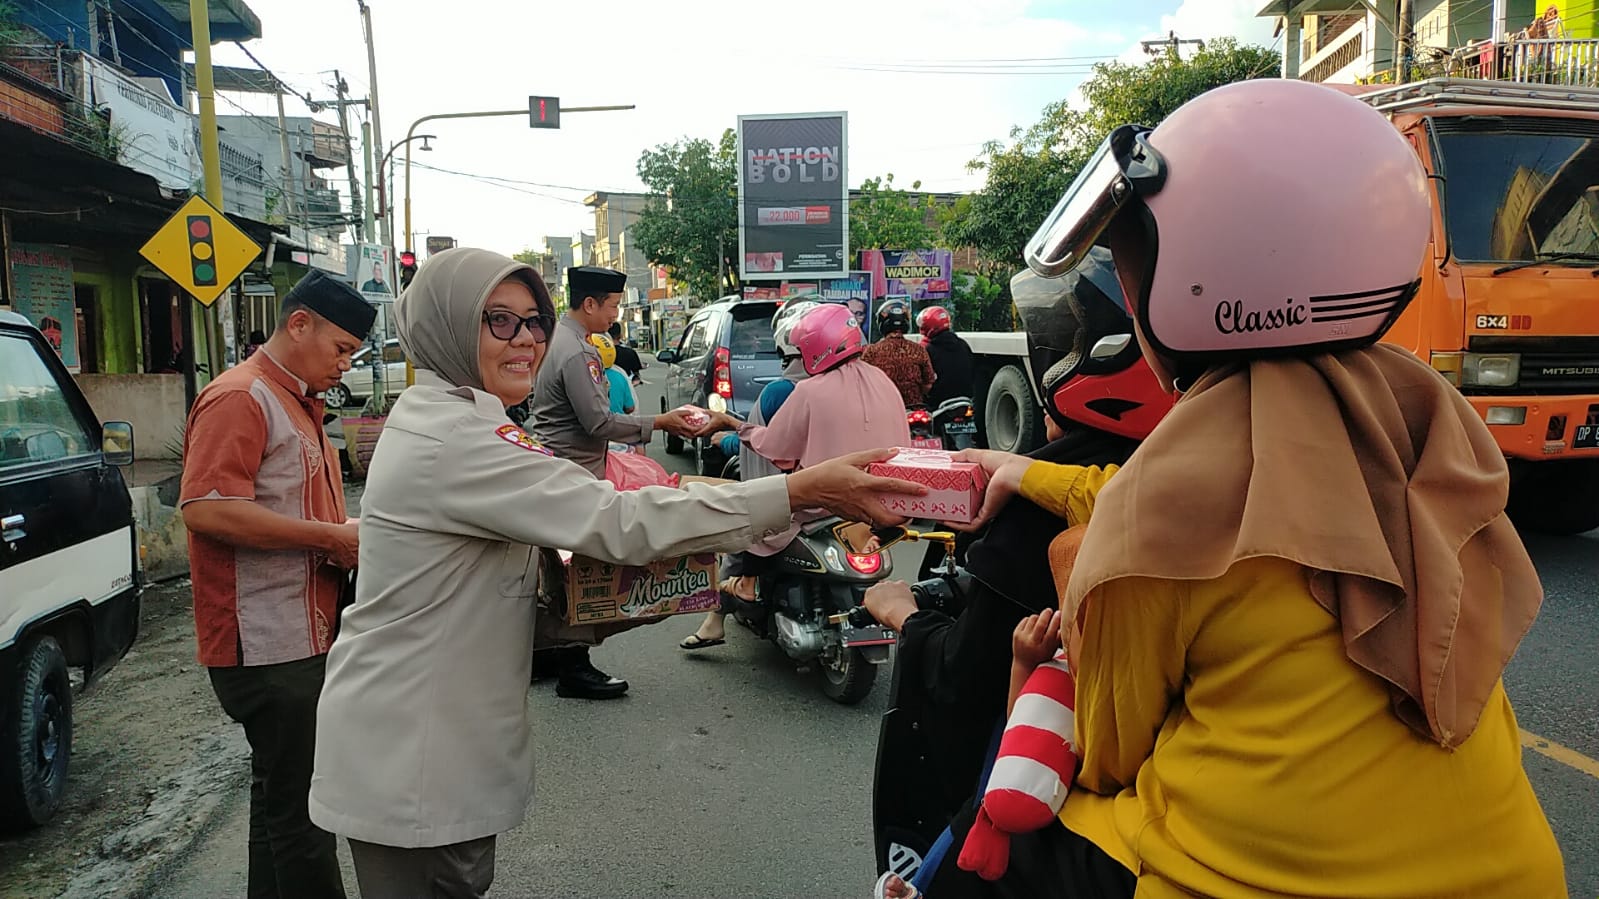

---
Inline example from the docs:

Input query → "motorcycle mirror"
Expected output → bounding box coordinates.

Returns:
[833,522,907,553]
[1089,333,1133,361]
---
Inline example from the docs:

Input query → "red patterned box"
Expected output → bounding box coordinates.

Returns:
[868,448,988,525]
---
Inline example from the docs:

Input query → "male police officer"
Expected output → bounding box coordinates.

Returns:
[530,266,698,477]
[529,265,703,698]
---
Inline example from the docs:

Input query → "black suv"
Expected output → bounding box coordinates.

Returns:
[0,311,140,829]
[656,297,784,475]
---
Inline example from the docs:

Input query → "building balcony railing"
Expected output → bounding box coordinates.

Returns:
[1450,38,1599,88]
[0,40,121,160]
[1303,23,1366,84]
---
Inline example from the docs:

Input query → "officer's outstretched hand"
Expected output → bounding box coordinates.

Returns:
[653,408,705,438]
[786,448,927,526]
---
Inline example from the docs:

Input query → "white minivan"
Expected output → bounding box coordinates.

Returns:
[0,311,140,829]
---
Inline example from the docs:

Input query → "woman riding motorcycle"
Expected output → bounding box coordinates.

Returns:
[682,302,912,649]
[921,79,1564,897]
[866,246,1171,888]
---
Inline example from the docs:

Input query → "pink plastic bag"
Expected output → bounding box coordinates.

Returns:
[604,450,678,491]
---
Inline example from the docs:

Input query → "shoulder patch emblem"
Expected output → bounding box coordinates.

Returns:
[586,357,605,384]
[495,423,553,455]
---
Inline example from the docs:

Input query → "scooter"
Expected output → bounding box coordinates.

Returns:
[930,396,977,451]
[907,407,942,450]
[732,524,957,705]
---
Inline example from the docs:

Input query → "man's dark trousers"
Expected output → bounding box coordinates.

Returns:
[209,654,345,899]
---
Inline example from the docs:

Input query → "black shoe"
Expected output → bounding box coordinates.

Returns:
[555,662,629,700]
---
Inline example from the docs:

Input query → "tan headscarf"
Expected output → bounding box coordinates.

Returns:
[1062,344,1543,749]
[394,247,553,391]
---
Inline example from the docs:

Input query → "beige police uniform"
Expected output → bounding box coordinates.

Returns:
[529,315,650,477]
[309,373,792,847]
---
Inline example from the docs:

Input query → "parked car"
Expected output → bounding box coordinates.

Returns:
[325,337,407,409]
[656,297,784,475]
[0,311,140,830]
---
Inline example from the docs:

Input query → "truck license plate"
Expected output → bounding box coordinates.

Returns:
[944,420,977,435]
[843,624,897,647]
[1575,424,1599,449]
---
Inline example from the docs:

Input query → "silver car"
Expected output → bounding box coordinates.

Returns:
[325,338,407,409]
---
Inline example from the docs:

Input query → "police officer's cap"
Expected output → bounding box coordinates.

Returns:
[568,266,627,302]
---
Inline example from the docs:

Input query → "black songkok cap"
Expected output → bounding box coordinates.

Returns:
[286,270,377,340]
[567,265,627,300]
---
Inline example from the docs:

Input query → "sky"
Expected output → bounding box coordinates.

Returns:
[209,0,1277,258]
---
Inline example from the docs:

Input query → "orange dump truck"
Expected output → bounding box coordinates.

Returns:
[1345,79,1599,534]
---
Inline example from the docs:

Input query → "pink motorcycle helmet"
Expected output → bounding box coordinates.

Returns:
[1025,79,1431,369]
[791,302,866,375]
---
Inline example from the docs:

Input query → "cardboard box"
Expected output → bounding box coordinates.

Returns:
[553,550,721,626]
[868,447,988,525]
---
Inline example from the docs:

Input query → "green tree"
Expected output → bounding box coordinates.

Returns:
[632,130,739,303]
[849,173,940,257]
[949,38,1281,271]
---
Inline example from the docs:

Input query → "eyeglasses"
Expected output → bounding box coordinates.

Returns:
[483,310,554,344]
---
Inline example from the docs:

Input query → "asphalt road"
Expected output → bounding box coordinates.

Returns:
[149,361,1598,899]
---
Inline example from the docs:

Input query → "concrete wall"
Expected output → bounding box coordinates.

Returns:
[76,373,187,459]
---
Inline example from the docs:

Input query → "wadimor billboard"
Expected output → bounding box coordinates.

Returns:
[737,112,848,280]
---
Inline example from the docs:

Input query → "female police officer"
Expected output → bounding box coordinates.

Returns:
[308,248,924,897]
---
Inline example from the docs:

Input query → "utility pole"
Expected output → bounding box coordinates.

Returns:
[273,85,300,231]
[361,120,376,243]
[308,70,370,243]
[189,0,224,385]
[1141,30,1205,59]
[333,71,364,243]
[1396,0,1415,82]
[358,0,388,248]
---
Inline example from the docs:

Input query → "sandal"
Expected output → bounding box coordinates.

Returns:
[679,633,726,651]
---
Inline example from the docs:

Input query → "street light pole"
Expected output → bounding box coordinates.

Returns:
[401,104,635,253]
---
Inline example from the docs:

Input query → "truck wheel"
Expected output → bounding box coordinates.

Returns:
[0,636,72,830]
[1507,459,1599,536]
[820,646,877,705]
[983,365,1042,455]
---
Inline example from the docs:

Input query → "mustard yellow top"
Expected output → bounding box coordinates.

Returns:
[1018,462,1566,899]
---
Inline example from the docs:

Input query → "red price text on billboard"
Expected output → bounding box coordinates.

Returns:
[756,206,833,226]
[746,146,840,184]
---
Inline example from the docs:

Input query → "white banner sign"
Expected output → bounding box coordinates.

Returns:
[81,56,196,192]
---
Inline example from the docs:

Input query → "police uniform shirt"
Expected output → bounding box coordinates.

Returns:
[529,315,651,477]
[309,372,792,848]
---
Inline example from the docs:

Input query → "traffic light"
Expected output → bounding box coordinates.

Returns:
[529,95,560,129]
[187,215,217,287]
[399,250,418,290]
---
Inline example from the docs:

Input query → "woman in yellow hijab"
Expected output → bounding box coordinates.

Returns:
[929,79,1564,898]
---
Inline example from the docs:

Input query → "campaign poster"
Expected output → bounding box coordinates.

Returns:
[859,249,953,301]
[9,243,78,371]
[738,112,848,280]
[349,243,396,301]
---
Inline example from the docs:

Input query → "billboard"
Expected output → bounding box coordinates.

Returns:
[859,249,953,301]
[738,112,848,280]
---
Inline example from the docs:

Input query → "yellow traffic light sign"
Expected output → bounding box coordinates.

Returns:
[139,195,262,306]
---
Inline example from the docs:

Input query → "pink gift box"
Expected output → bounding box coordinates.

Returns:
[868,448,988,525]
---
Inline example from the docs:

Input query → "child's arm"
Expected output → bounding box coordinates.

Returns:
[1007,609,1060,715]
